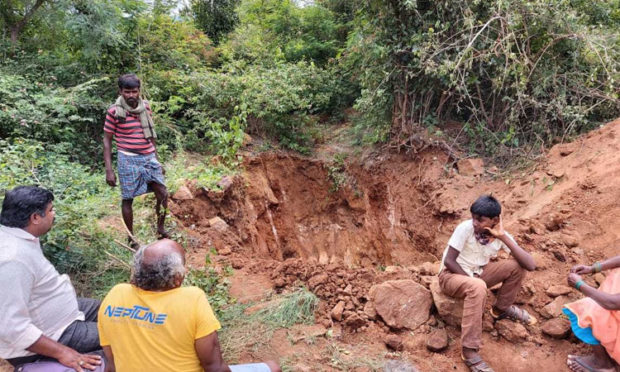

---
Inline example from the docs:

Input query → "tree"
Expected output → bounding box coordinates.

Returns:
[0,0,50,45]
[188,0,239,45]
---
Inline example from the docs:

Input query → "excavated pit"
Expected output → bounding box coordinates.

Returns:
[170,150,454,269]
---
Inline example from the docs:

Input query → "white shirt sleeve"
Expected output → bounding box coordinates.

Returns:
[0,261,43,351]
[447,221,471,252]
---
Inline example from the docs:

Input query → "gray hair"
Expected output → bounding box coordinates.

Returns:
[131,246,186,290]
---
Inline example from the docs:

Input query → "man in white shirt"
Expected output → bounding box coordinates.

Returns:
[0,186,102,371]
[438,195,537,372]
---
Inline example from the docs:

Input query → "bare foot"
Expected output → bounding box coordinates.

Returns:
[567,354,616,372]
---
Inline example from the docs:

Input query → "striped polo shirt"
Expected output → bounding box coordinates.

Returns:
[104,101,156,154]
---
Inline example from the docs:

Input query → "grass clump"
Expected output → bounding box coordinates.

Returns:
[218,288,318,362]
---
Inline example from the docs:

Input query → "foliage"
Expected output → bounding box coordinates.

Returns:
[187,0,240,45]
[221,0,343,66]
[0,72,109,163]
[347,0,619,158]
[184,266,233,318]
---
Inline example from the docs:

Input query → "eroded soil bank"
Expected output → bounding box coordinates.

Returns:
[170,119,619,372]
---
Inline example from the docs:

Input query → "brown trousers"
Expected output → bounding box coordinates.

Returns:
[438,259,526,349]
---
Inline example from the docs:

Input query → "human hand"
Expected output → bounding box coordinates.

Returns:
[57,349,102,372]
[106,169,117,187]
[570,264,593,275]
[567,273,583,288]
[484,214,506,238]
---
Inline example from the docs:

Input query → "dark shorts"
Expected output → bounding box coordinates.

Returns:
[7,298,101,368]
[117,151,165,200]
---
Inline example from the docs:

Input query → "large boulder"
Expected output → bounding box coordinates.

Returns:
[368,280,432,330]
[430,277,464,326]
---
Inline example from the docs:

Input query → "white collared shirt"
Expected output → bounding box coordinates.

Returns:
[439,219,511,277]
[0,225,84,358]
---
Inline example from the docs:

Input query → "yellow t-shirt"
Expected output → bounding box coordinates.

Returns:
[98,284,221,372]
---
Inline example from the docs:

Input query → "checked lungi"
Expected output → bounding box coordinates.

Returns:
[117,151,165,200]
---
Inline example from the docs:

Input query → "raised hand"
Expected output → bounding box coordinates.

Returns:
[484,214,506,238]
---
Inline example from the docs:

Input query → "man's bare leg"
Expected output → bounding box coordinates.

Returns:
[150,182,169,238]
[567,345,617,372]
[121,199,138,248]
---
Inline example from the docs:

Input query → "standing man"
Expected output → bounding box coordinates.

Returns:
[0,186,102,371]
[103,73,169,248]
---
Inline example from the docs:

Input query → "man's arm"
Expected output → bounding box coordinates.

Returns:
[195,332,231,372]
[102,346,115,372]
[27,335,101,372]
[571,255,620,275]
[568,273,620,310]
[103,131,116,187]
[444,246,469,276]
[485,215,536,271]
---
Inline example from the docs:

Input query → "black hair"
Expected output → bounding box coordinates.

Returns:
[0,186,54,228]
[470,194,501,218]
[118,73,141,89]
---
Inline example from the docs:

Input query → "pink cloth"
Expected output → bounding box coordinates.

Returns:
[565,268,620,363]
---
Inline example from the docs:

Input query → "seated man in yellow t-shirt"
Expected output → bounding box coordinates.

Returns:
[97,239,280,372]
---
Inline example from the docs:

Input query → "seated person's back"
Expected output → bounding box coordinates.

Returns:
[98,239,280,372]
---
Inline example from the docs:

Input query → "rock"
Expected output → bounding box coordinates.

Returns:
[419,262,439,276]
[430,277,464,326]
[561,235,579,248]
[546,285,572,297]
[383,360,420,372]
[419,275,434,288]
[328,324,342,339]
[594,273,606,286]
[541,318,571,339]
[208,216,229,232]
[495,319,529,342]
[308,273,329,290]
[426,328,448,352]
[218,246,232,255]
[545,214,564,231]
[457,158,485,176]
[172,185,193,200]
[385,335,404,351]
[216,176,234,192]
[331,301,345,321]
[363,301,377,320]
[343,313,366,330]
[368,280,433,330]
[288,324,327,344]
[552,250,566,262]
[541,296,572,319]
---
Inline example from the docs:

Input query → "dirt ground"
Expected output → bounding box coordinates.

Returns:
[171,118,619,371]
[1,119,617,372]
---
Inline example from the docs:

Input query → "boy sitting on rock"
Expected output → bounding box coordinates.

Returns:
[438,195,537,372]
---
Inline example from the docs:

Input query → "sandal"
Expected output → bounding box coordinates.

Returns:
[491,305,537,325]
[462,354,495,372]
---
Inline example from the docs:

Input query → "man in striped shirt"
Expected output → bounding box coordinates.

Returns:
[103,74,169,247]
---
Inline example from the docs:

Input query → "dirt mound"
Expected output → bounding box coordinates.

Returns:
[170,118,620,371]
